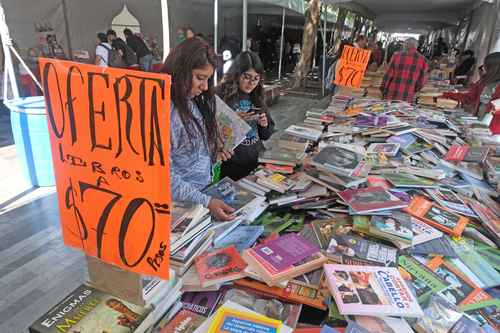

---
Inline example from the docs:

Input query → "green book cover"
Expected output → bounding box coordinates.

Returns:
[384,173,436,188]
[352,216,370,234]
[253,211,303,235]
[398,255,449,304]
[311,217,353,249]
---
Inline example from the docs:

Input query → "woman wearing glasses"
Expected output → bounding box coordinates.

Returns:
[217,51,275,180]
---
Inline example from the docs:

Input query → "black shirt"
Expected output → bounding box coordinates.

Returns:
[126,35,151,58]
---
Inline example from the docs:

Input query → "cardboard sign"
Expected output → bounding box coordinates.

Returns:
[334,46,372,89]
[39,59,171,279]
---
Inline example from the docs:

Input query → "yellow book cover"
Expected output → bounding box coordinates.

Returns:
[208,307,282,333]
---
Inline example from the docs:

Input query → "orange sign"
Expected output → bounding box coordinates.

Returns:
[39,59,172,279]
[334,46,372,89]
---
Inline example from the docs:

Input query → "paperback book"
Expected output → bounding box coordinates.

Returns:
[194,245,247,287]
[370,212,413,244]
[202,177,257,213]
[366,143,400,157]
[383,173,437,188]
[159,309,206,333]
[323,264,423,317]
[312,144,366,177]
[338,186,408,214]
[215,95,252,151]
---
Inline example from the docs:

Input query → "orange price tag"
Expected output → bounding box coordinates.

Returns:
[39,59,172,279]
[334,46,372,89]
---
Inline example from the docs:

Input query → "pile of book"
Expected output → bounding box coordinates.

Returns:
[30,95,500,333]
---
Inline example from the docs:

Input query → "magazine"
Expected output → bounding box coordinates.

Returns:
[215,95,252,151]
[324,264,423,317]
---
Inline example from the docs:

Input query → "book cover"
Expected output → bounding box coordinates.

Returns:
[194,245,247,287]
[404,196,469,237]
[234,278,328,310]
[426,256,491,307]
[383,173,437,188]
[253,211,304,235]
[29,284,151,333]
[285,125,323,141]
[338,187,408,214]
[387,133,417,149]
[252,233,320,272]
[215,95,252,151]
[402,141,433,155]
[203,177,257,213]
[366,143,400,157]
[258,148,305,167]
[181,290,225,317]
[311,216,353,249]
[444,145,469,162]
[326,233,398,267]
[159,309,206,333]
[278,133,309,151]
[462,299,500,332]
[354,316,414,333]
[323,264,423,317]
[353,115,388,128]
[444,145,489,163]
[370,212,413,243]
[208,307,282,333]
[256,171,295,193]
[425,188,476,217]
[398,255,449,303]
[312,145,365,177]
[214,225,264,252]
[409,236,457,257]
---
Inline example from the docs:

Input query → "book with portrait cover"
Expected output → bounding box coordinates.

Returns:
[215,95,252,151]
[338,186,408,214]
[323,264,424,317]
[202,177,257,214]
[404,196,469,237]
[370,212,413,244]
[426,256,492,307]
[312,144,366,177]
[159,309,205,333]
[194,245,247,287]
[29,284,152,333]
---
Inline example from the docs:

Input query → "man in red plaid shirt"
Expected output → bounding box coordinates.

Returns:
[382,38,429,103]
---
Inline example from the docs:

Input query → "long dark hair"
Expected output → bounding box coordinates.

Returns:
[161,38,220,160]
[218,51,267,113]
[481,52,500,86]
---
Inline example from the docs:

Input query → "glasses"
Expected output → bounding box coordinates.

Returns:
[241,72,261,83]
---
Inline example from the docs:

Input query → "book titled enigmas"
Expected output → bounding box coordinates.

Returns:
[324,264,423,317]
[29,284,152,333]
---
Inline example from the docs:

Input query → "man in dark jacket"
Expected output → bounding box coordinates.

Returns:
[123,28,153,71]
[107,30,137,67]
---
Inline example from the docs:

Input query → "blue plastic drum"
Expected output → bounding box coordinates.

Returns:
[5,96,55,186]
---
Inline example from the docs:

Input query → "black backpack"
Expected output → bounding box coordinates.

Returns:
[100,43,125,68]
[122,44,138,66]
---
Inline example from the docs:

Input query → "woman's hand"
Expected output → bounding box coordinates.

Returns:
[258,113,268,127]
[217,149,233,162]
[236,111,255,122]
[208,198,235,221]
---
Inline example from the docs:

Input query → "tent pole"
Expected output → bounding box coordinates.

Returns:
[322,5,327,97]
[0,3,19,100]
[161,0,170,61]
[242,0,247,51]
[278,8,285,80]
[61,0,73,60]
[214,0,218,83]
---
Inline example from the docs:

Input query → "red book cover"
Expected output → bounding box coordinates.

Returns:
[338,186,407,213]
[444,145,468,161]
[160,309,205,333]
[194,245,247,287]
[265,164,295,174]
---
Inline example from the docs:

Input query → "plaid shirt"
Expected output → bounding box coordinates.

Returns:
[382,49,428,103]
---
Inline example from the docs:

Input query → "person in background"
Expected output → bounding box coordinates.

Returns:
[382,38,428,103]
[371,41,385,67]
[185,27,195,39]
[95,32,111,67]
[161,38,235,221]
[124,28,153,71]
[216,51,275,180]
[176,28,186,45]
[354,35,368,49]
[107,29,138,68]
[442,52,500,134]
[454,50,475,84]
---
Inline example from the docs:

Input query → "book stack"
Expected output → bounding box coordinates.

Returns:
[30,91,500,333]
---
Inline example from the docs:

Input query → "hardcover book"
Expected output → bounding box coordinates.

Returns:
[29,284,152,333]
[323,264,423,317]
[202,177,257,213]
[215,95,252,151]
[194,245,247,287]
[338,186,408,214]
[404,196,469,237]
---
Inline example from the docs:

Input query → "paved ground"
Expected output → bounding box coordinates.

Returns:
[0,93,330,333]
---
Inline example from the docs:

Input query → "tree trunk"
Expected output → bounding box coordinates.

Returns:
[332,7,348,52]
[292,0,322,89]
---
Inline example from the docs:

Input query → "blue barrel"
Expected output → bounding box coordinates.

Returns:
[5,96,55,186]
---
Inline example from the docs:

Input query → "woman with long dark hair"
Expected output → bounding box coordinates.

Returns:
[162,38,234,221]
[442,52,500,134]
[216,51,275,180]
